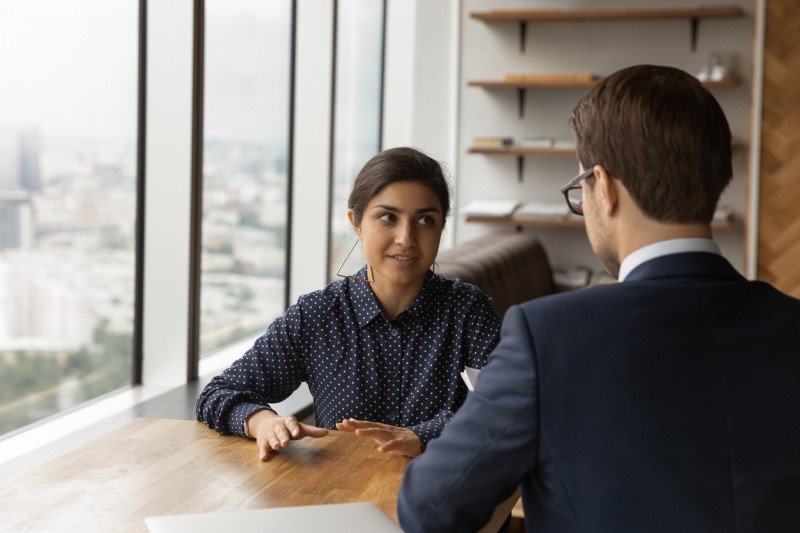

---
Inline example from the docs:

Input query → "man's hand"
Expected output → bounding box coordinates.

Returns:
[336,418,422,457]
[247,410,329,461]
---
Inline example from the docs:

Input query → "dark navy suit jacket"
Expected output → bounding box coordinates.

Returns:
[398,252,800,532]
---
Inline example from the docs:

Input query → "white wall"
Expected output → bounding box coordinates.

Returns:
[383,0,462,247]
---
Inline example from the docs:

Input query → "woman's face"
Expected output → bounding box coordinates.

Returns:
[349,180,444,290]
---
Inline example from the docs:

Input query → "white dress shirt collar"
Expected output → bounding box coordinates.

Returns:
[618,238,721,282]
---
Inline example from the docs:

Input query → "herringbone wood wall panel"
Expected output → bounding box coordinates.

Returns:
[758,0,800,297]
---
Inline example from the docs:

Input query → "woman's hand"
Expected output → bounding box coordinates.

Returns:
[336,418,422,457]
[246,410,329,461]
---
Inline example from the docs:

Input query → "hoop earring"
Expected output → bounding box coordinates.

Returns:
[336,239,373,283]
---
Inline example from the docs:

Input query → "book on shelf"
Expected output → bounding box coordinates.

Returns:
[504,72,601,84]
[713,206,733,223]
[518,137,554,149]
[461,198,520,218]
[552,265,592,291]
[512,201,569,220]
[472,137,514,149]
[552,139,577,150]
[590,270,618,286]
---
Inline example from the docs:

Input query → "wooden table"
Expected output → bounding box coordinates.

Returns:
[0,418,410,532]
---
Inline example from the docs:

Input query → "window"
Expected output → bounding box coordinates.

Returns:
[328,0,385,281]
[0,1,139,436]
[200,0,293,356]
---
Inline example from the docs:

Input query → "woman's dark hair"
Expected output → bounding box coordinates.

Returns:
[570,64,732,223]
[348,146,452,227]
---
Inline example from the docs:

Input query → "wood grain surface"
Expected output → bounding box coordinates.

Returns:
[757,0,800,297]
[0,418,410,532]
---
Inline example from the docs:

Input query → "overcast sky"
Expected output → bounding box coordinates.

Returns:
[0,1,293,145]
[0,0,381,148]
[0,1,139,142]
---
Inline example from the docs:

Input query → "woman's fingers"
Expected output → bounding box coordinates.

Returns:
[299,422,329,438]
[335,418,422,457]
[255,416,330,461]
[284,415,301,437]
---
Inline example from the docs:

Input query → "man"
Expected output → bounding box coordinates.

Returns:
[397,65,800,532]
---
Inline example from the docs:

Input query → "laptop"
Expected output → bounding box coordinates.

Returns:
[145,502,402,533]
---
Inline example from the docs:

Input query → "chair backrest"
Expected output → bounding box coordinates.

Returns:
[436,233,555,317]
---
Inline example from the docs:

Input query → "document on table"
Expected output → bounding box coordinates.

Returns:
[460,366,481,391]
[145,502,401,533]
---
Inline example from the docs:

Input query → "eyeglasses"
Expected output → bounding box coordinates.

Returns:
[559,167,594,216]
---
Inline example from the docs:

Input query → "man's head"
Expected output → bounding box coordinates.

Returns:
[569,64,732,224]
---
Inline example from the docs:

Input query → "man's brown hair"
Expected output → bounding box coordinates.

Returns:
[569,64,732,223]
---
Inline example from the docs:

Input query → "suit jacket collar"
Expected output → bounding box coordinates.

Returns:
[624,252,745,283]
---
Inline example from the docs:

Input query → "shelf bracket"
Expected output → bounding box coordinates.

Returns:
[690,17,699,51]
[517,88,525,118]
[519,21,527,53]
[517,156,524,183]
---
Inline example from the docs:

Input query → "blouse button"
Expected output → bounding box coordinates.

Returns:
[390,369,399,378]
[390,328,399,336]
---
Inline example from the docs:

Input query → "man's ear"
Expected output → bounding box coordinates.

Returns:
[593,165,618,217]
[347,209,361,238]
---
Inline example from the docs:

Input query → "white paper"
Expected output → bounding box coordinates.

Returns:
[460,366,482,391]
[460,198,520,218]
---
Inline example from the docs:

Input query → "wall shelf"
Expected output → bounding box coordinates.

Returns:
[468,79,599,89]
[468,146,575,157]
[466,215,734,231]
[466,216,586,229]
[470,7,745,22]
[470,7,745,51]
[468,138,745,182]
[468,146,576,181]
[468,77,738,90]
[469,76,740,118]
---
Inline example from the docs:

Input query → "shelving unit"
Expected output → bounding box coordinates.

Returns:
[465,6,744,230]
[470,7,745,51]
[467,79,598,89]
[467,137,744,182]
[470,7,744,21]
[468,145,575,181]
[468,75,739,117]
[466,216,586,228]
[466,214,734,231]
[467,146,575,157]
[468,76,738,90]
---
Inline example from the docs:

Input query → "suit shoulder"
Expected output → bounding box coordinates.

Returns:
[515,283,622,316]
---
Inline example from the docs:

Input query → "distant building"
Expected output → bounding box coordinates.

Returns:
[18,128,42,192]
[0,191,34,250]
[0,257,93,352]
[0,126,42,192]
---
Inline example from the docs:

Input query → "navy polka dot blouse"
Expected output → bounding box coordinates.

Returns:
[196,267,501,449]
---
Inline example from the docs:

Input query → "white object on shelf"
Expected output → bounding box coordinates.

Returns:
[552,139,577,150]
[512,201,569,219]
[461,198,520,217]
[713,206,733,223]
[518,137,554,148]
[552,265,592,290]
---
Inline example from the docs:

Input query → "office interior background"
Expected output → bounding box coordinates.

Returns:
[0,0,796,478]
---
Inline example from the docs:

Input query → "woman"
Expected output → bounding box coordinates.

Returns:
[196,147,500,461]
